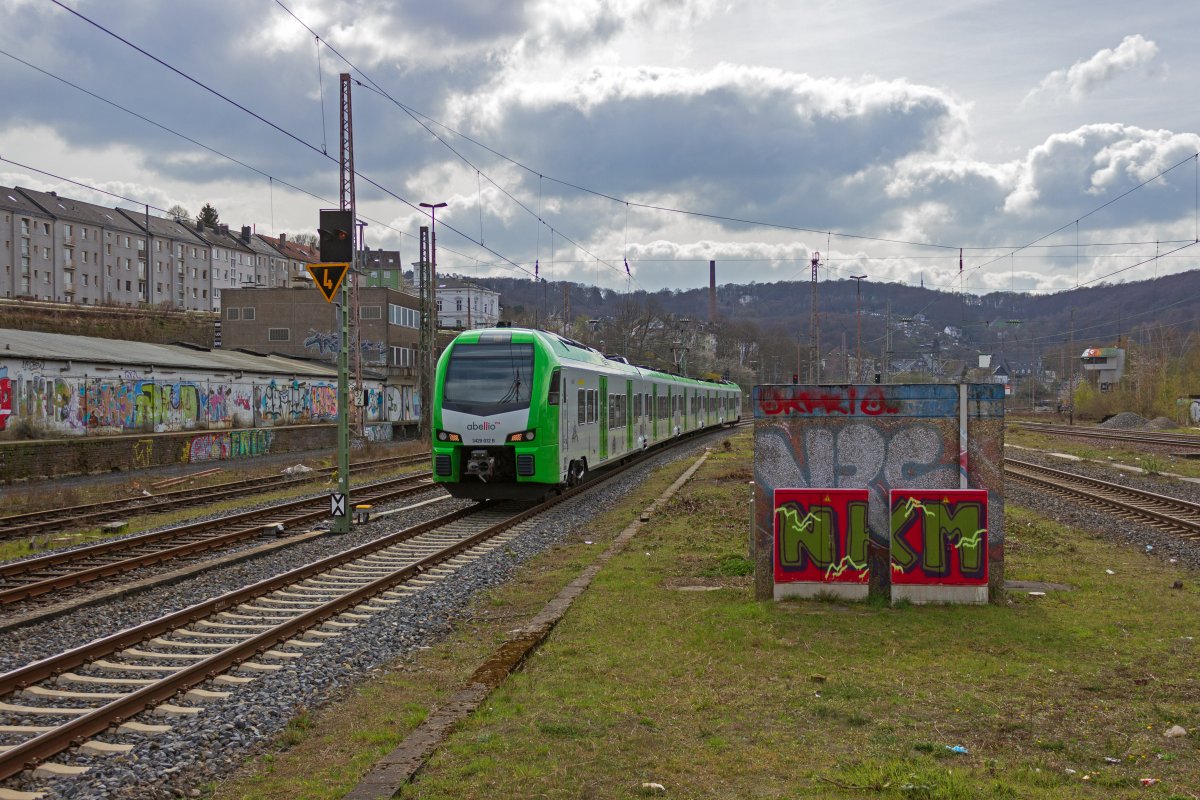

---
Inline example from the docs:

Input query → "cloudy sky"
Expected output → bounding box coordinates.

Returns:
[1,0,1198,295]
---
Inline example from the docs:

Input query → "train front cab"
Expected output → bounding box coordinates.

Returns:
[432,331,563,500]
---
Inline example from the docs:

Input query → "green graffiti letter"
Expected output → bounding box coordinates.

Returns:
[776,504,835,568]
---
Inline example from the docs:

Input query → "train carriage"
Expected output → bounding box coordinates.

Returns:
[431,326,741,500]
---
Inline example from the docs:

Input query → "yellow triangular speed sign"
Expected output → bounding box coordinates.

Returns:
[307,263,350,302]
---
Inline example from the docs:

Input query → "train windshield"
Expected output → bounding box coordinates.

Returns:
[442,342,535,415]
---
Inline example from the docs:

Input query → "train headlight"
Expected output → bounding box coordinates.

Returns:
[436,430,462,443]
[506,429,536,443]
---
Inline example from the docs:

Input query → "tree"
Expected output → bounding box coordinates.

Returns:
[166,204,191,222]
[196,203,220,227]
[289,232,317,247]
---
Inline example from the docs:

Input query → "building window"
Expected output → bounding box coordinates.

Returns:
[20,219,29,235]
[268,328,290,342]
[242,307,255,320]
[227,307,240,320]
[64,224,73,237]
[360,305,382,320]
[455,298,462,311]
[40,222,49,235]
[392,346,414,367]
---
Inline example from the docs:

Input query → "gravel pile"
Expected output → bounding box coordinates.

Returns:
[1099,412,1150,429]
[2,435,729,800]
[1148,416,1180,429]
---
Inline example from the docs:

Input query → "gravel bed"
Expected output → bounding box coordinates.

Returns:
[0,472,437,616]
[1006,446,1200,505]
[2,434,729,799]
[1006,447,1200,573]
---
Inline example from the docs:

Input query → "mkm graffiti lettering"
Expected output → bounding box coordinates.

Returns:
[890,489,988,585]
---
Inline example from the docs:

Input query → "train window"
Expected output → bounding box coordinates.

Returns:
[547,368,561,405]
[442,342,534,415]
[588,389,596,423]
[578,388,586,424]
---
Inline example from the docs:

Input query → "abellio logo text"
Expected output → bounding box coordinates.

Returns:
[466,421,500,431]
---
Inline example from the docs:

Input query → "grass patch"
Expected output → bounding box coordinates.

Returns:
[210,432,1200,799]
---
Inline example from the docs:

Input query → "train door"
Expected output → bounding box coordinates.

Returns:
[626,379,634,452]
[651,383,658,441]
[598,375,609,461]
[559,368,569,480]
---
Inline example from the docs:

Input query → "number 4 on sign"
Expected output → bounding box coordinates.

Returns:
[307,263,349,303]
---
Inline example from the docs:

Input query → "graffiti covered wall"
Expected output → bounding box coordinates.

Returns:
[753,383,1004,602]
[0,357,420,438]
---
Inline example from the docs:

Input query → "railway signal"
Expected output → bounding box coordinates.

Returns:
[318,209,354,263]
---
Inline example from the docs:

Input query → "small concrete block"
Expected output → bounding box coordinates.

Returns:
[79,740,135,755]
[237,662,283,672]
[33,763,89,777]
[183,689,231,702]
[100,521,129,533]
[151,703,203,716]
[117,721,172,734]
[213,675,255,685]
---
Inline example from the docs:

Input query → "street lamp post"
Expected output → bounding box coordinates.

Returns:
[418,202,446,439]
[851,275,867,382]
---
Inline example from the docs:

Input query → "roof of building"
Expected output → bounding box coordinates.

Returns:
[259,234,319,264]
[18,187,143,233]
[116,208,205,240]
[437,277,498,293]
[0,186,53,217]
[188,222,255,253]
[0,327,339,378]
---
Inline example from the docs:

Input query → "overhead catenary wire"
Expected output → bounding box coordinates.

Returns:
[34,2,538,280]
[0,47,489,267]
[31,0,1200,295]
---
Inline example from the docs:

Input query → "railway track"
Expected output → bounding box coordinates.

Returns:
[0,453,430,543]
[0,424,739,792]
[0,472,437,609]
[1014,421,1200,450]
[0,501,522,786]
[1004,457,1200,539]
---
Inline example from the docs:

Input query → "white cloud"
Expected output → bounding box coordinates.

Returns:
[1024,34,1159,104]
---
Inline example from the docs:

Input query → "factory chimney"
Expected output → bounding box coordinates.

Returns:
[708,260,717,322]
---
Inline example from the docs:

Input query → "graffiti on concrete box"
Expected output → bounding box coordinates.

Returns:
[890,489,988,585]
[774,488,869,584]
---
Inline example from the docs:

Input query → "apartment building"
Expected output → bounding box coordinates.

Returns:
[258,234,317,288]
[434,277,501,330]
[17,187,148,306]
[0,187,55,300]
[187,222,256,312]
[118,209,212,310]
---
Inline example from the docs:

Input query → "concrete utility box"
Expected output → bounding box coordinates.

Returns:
[752,383,1005,604]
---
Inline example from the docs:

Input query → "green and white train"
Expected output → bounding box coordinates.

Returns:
[431,326,742,500]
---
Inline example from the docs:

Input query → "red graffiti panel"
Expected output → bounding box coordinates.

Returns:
[758,386,901,417]
[774,488,870,585]
[890,490,988,586]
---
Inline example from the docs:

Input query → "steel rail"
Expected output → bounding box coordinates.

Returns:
[0,453,430,541]
[1014,422,1200,449]
[0,476,434,604]
[1005,458,1200,538]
